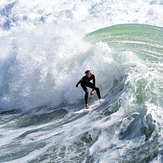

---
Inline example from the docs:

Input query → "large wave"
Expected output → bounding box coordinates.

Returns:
[1,0,163,162]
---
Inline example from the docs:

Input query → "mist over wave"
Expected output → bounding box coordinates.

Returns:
[0,0,163,163]
[0,24,124,110]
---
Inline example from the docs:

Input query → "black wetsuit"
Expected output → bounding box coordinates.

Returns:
[76,74,101,104]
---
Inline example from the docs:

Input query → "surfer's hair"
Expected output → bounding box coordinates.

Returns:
[85,70,91,74]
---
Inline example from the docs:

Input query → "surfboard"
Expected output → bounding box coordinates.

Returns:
[74,100,104,114]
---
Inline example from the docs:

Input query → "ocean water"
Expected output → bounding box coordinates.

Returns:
[0,0,163,162]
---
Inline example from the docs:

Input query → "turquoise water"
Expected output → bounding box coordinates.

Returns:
[1,0,163,163]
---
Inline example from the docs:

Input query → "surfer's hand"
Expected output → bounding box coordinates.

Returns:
[90,91,94,95]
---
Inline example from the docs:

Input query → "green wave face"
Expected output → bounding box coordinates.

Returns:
[86,24,163,108]
[86,24,163,62]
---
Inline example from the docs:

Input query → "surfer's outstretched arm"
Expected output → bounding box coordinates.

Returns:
[76,76,85,87]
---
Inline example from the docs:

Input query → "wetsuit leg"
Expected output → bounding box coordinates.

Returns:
[94,86,101,99]
[85,82,101,100]
[81,83,89,104]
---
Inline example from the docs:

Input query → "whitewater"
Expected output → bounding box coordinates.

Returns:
[0,0,163,162]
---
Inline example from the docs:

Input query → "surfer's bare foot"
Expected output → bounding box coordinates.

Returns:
[86,104,90,108]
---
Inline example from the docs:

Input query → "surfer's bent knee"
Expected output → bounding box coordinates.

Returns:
[85,89,88,94]
[95,85,99,90]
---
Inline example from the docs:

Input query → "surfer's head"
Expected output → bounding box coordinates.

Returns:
[85,70,91,78]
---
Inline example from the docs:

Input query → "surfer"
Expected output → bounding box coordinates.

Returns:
[76,70,101,108]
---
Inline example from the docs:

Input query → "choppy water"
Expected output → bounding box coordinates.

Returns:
[0,0,163,162]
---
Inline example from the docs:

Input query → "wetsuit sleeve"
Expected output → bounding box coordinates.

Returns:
[76,80,80,87]
[76,77,84,86]
[92,75,95,91]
